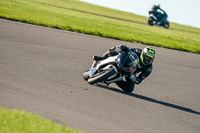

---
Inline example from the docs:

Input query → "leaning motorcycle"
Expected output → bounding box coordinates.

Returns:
[148,11,169,29]
[83,50,139,92]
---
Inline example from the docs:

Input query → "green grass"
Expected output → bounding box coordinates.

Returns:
[0,107,81,133]
[0,0,199,131]
[0,0,200,53]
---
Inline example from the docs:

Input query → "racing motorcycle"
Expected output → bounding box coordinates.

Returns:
[148,11,169,29]
[83,50,139,92]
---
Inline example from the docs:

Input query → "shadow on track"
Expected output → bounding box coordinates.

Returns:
[96,83,200,116]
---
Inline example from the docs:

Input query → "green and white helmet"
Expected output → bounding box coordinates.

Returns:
[140,46,155,65]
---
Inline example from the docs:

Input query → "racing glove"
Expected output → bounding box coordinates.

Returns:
[115,45,129,53]
[134,77,142,85]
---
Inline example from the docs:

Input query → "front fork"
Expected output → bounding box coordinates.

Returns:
[91,60,97,68]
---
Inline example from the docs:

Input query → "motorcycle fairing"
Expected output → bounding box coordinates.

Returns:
[89,56,118,78]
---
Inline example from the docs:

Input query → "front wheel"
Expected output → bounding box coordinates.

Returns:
[88,68,116,85]
[83,70,89,81]
[148,17,154,26]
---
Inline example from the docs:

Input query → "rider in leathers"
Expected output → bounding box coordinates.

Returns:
[93,45,155,93]
[149,4,167,25]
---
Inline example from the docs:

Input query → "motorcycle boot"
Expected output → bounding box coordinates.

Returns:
[157,21,161,25]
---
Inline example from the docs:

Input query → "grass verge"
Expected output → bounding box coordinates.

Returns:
[0,107,81,133]
[0,0,200,53]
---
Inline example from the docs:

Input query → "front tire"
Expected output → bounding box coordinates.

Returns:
[148,17,154,26]
[83,70,89,81]
[88,68,116,85]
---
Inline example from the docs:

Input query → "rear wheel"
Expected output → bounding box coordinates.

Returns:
[88,68,116,85]
[164,21,169,29]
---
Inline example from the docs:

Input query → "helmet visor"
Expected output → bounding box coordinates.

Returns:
[143,54,154,64]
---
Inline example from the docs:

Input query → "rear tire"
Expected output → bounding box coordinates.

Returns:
[88,68,116,85]
[164,21,169,29]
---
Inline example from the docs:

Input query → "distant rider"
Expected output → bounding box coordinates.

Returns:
[93,45,155,92]
[149,3,168,25]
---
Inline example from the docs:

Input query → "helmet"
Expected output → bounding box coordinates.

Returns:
[140,46,155,65]
[155,3,160,8]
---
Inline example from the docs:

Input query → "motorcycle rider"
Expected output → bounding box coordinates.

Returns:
[149,3,167,25]
[93,45,155,93]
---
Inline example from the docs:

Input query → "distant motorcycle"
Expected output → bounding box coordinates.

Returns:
[83,50,139,92]
[148,11,169,29]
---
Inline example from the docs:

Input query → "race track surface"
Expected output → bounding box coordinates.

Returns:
[0,19,200,133]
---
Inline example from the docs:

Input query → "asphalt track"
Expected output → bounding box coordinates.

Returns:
[0,19,200,133]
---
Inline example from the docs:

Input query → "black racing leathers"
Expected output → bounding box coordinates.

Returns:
[149,5,167,23]
[100,45,153,92]
[130,48,153,83]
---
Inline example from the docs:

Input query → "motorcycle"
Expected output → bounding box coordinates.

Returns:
[148,11,169,29]
[83,50,139,92]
